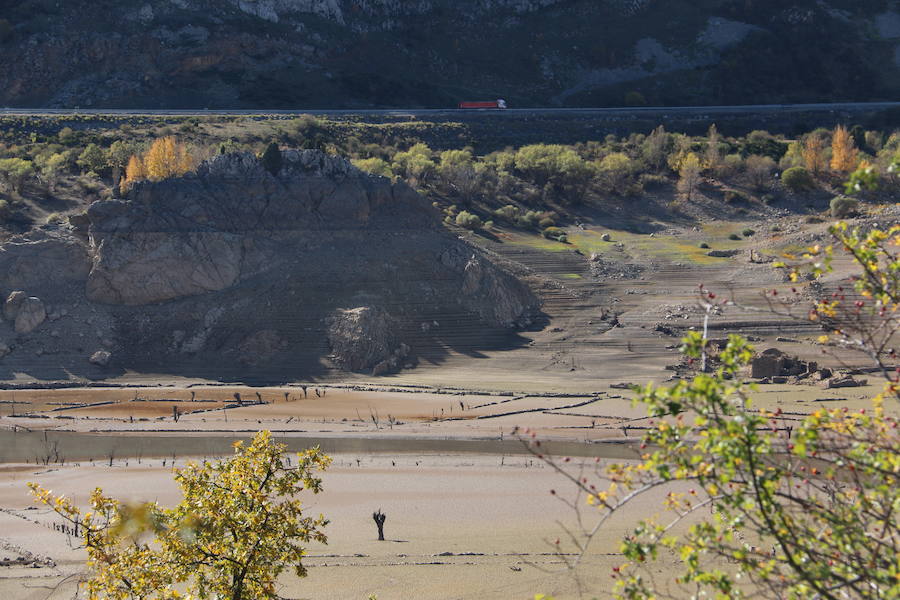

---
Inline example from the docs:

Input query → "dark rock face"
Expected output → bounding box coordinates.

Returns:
[0,1,892,109]
[326,306,399,372]
[0,151,541,380]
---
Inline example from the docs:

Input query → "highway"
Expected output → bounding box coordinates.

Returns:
[1,101,899,118]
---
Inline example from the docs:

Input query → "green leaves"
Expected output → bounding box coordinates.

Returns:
[30,431,330,600]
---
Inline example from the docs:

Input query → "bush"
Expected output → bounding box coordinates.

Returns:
[57,127,77,146]
[728,233,742,241]
[745,154,776,190]
[77,144,107,174]
[698,242,710,249]
[455,210,482,230]
[830,196,859,218]
[538,217,556,229]
[717,154,744,179]
[542,226,567,241]
[493,205,520,221]
[261,142,282,175]
[781,166,815,192]
[638,173,668,188]
[742,228,755,237]
[352,157,393,178]
[0,157,35,192]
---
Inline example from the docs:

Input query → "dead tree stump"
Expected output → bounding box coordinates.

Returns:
[372,509,386,541]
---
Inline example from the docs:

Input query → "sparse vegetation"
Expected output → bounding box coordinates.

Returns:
[781,166,815,192]
[830,195,859,218]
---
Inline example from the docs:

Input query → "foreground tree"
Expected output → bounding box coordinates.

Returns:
[528,217,900,599]
[30,431,331,599]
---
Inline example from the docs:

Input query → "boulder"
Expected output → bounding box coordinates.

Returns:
[823,375,867,389]
[3,291,26,321]
[14,297,46,334]
[327,306,400,372]
[706,249,741,258]
[89,350,112,367]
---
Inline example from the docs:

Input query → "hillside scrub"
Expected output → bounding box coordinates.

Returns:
[528,219,900,599]
[2,118,900,235]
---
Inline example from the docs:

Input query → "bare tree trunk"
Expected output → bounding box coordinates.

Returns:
[372,510,386,541]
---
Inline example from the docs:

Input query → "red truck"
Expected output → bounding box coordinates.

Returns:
[458,99,507,109]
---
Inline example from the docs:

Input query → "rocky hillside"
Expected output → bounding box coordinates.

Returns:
[0,151,540,382]
[0,0,897,108]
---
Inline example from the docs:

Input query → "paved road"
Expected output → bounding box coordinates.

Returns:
[1,102,899,117]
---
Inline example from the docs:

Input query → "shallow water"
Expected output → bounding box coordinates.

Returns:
[0,428,640,463]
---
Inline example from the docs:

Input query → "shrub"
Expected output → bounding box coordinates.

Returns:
[261,142,282,175]
[353,157,393,178]
[0,157,35,192]
[830,196,858,218]
[77,144,107,174]
[698,242,710,249]
[728,233,741,241]
[742,228,755,237]
[781,166,815,192]
[638,173,668,188]
[745,154,776,190]
[514,144,595,190]
[455,210,482,230]
[804,215,825,224]
[57,127,77,146]
[538,217,555,229]
[598,152,634,194]
[542,226,566,241]
[493,205,519,221]
[717,153,744,178]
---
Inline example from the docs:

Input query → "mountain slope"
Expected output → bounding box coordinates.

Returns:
[0,0,897,108]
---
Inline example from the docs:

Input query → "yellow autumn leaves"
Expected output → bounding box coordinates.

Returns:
[120,137,195,194]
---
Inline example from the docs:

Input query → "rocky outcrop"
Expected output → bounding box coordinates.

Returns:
[0,150,540,380]
[89,350,112,367]
[3,291,27,322]
[326,306,400,372]
[14,297,47,335]
[0,234,92,292]
[441,247,539,328]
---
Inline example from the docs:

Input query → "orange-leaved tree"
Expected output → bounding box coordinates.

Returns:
[831,125,859,173]
[802,133,828,175]
[120,137,194,193]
